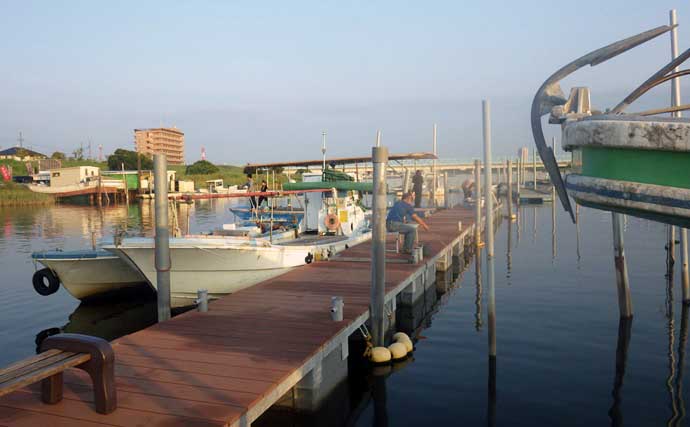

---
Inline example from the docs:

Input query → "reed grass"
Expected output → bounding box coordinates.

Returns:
[0,184,53,206]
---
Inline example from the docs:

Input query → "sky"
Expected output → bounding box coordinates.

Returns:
[1,0,689,164]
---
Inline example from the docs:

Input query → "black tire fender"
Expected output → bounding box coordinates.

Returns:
[305,253,314,264]
[33,268,60,296]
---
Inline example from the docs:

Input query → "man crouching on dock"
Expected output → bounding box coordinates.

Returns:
[386,192,430,254]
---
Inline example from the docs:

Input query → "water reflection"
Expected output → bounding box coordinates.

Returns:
[475,249,483,331]
[608,316,632,426]
[506,220,512,283]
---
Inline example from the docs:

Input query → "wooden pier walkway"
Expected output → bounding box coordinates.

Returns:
[0,206,478,427]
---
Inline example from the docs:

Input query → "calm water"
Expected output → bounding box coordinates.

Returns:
[0,197,688,426]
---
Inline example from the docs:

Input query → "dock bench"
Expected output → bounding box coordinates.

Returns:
[0,333,117,414]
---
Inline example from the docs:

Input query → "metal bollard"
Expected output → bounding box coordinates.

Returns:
[330,296,344,321]
[196,289,209,312]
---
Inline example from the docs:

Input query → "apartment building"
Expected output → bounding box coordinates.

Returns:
[134,127,185,164]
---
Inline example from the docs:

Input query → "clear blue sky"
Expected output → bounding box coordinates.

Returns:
[1,0,688,164]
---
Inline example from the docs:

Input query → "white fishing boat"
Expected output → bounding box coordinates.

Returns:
[104,179,372,307]
[31,250,147,299]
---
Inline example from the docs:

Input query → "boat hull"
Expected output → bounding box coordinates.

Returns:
[105,232,371,307]
[32,251,149,300]
[563,116,690,226]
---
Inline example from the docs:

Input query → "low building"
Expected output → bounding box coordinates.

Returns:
[49,166,100,187]
[0,147,46,161]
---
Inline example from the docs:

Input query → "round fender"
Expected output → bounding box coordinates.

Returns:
[305,253,314,264]
[33,268,60,296]
[324,213,340,231]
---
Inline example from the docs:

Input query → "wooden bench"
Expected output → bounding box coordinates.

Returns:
[0,333,117,414]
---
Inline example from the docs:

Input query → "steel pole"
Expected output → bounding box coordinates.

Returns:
[474,159,482,247]
[370,145,388,346]
[444,173,450,209]
[483,100,496,358]
[154,154,171,322]
[433,123,438,207]
[670,9,689,301]
[668,10,679,270]
[507,159,514,220]
[612,213,633,318]
[533,148,537,190]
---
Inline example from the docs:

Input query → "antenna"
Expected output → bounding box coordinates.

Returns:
[321,131,327,171]
[88,139,92,160]
[201,146,206,161]
[98,144,103,162]
[17,131,24,148]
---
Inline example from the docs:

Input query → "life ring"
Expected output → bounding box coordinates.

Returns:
[32,268,60,296]
[324,213,340,231]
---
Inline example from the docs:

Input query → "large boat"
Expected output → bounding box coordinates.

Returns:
[103,179,373,307]
[531,24,690,227]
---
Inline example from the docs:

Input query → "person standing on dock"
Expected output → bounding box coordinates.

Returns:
[257,180,269,207]
[462,177,475,201]
[244,175,257,210]
[412,170,424,208]
[387,192,430,254]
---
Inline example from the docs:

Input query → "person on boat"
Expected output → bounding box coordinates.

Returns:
[244,175,257,210]
[412,170,424,208]
[258,180,269,207]
[386,192,430,254]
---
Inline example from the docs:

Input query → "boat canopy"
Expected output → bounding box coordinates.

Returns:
[283,181,374,192]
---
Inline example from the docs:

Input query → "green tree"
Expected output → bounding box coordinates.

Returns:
[186,160,219,175]
[107,149,153,170]
[72,147,84,160]
[50,151,66,160]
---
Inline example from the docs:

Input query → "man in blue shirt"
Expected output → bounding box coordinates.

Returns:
[387,192,430,254]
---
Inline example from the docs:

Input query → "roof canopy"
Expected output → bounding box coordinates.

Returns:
[245,152,437,169]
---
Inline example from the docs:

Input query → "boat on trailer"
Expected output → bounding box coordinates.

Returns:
[531,23,690,227]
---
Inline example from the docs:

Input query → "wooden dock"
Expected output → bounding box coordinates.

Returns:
[0,206,479,427]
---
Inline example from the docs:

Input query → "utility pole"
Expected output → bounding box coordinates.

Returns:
[88,139,92,160]
[98,144,103,162]
[17,132,24,148]
[321,131,327,172]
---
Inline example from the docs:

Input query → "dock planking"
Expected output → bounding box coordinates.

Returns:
[0,206,478,427]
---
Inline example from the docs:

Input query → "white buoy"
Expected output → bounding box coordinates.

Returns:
[392,332,410,342]
[388,342,408,361]
[369,346,392,364]
[398,337,413,353]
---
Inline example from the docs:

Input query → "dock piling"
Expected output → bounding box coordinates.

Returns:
[474,159,482,247]
[483,99,496,358]
[532,148,537,190]
[444,173,450,209]
[433,123,438,208]
[670,9,689,302]
[506,159,514,220]
[370,142,388,346]
[612,213,633,318]
[154,154,171,322]
[197,289,209,312]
